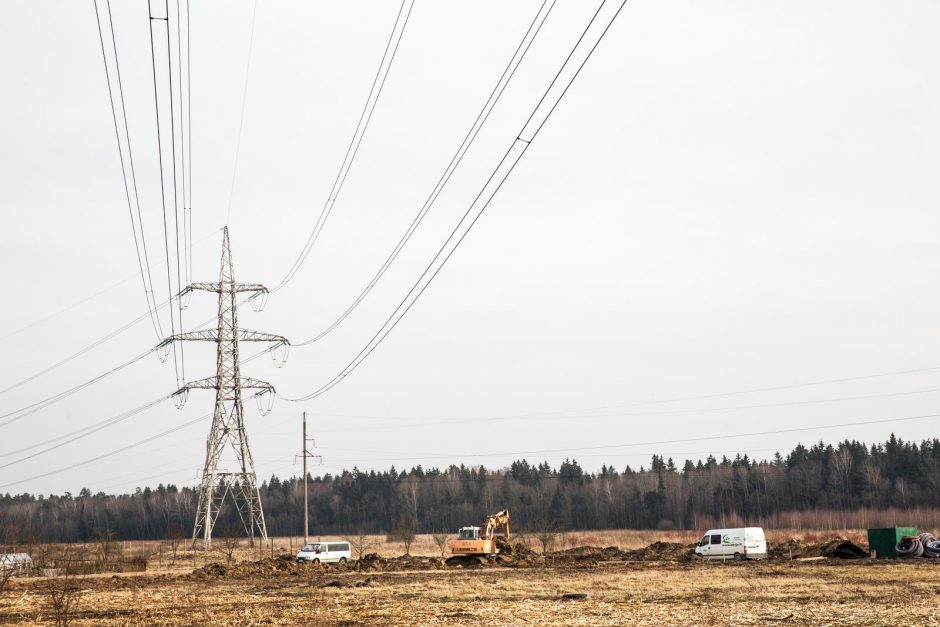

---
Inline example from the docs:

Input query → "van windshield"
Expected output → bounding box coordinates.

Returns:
[301,544,319,553]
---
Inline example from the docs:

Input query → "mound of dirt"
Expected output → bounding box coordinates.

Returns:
[540,546,629,566]
[190,554,360,579]
[356,553,444,572]
[495,536,513,555]
[768,537,868,560]
[554,546,601,556]
[621,542,696,562]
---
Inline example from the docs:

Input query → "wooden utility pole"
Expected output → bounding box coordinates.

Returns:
[303,412,309,543]
[297,412,321,544]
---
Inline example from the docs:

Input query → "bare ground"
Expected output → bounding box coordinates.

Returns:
[4,558,940,625]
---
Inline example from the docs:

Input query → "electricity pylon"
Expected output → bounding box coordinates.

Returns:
[160,226,288,548]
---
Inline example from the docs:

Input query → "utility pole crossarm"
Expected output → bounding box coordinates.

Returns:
[180,282,268,294]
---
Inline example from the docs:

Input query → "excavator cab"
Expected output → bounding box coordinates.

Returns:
[457,527,480,540]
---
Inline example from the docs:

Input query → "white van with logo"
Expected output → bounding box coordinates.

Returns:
[695,527,767,560]
[295,541,351,564]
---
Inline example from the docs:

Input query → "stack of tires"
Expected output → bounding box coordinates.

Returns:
[896,532,940,558]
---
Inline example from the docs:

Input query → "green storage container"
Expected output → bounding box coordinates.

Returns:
[867,527,918,558]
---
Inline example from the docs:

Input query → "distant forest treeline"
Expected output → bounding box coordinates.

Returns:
[2,435,940,543]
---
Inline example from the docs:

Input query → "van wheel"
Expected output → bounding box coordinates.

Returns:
[312,558,320,564]
[733,553,743,561]
[339,557,347,564]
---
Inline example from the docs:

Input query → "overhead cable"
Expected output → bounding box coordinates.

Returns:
[0,395,171,469]
[225,0,257,223]
[279,0,630,402]
[0,412,210,490]
[0,230,221,398]
[185,0,193,286]
[310,387,940,434]
[162,0,187,383]
[93,0,164,342]
[273,0,415,291]
[306,411,940,465]
[287,0,559,347]
[147,0,182,386]
[0,348,155,428]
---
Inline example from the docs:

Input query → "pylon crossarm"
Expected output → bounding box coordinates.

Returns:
[182,282,223,294]
[180,282,268,294]
[159,330,220,347]
[234,284,267,294]
[237,329,289,344]
[240,378,274,391]
[173,377,272,394]
[175,377,218,393]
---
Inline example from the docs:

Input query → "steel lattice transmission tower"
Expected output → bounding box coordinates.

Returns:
[160,226,288,548]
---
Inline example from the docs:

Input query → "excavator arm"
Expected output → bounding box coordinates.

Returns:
[482,509,510,541]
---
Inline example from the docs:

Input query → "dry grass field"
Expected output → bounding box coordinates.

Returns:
[2,530,938,625]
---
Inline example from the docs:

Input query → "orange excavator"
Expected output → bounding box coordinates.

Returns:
[446,509,510,566]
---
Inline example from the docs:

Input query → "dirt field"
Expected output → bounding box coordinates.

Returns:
[3,531,939,625]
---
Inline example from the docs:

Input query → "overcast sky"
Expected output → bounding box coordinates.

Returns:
[1,0,939,496]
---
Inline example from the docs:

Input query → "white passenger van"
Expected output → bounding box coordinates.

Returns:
[295,541,351,564]
[695,527,767,560]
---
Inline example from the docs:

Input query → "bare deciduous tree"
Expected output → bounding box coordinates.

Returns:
[393,515,416,556]
[0,565,14,597]
[219,536,240,564]
[93,529,119,573]
[167,532,184,566]
[534,521,558,555]
[345,531,372,561]
[44,572,83,627]
[431,532,450,559]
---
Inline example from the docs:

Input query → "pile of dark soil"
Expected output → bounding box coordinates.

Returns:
[768,537,868,560]
[357,553,444,572]
[495,536,513,555]
[553,545,621,557]
[620,542,697,562]
[190,554,363,579]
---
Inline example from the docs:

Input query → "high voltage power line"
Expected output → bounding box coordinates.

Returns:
[0,412,211,491]
[308,388,940,434]
[94,0,164,342]
[0,395,170,470]
[1,1,415,404]
[293,411,940,465]
[225,0,257,223]
[273,0,415,291]
[286,0,558,348]
[7,0,936,499]
[278,0,631,402]
[0,348,155,428]
[0,229,219,398]
[7,365,940,474]
[147,0,183,388]
[5,409,939,492]
[6,0,548,409]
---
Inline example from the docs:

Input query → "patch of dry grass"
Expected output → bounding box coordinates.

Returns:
[4,560,940,626]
